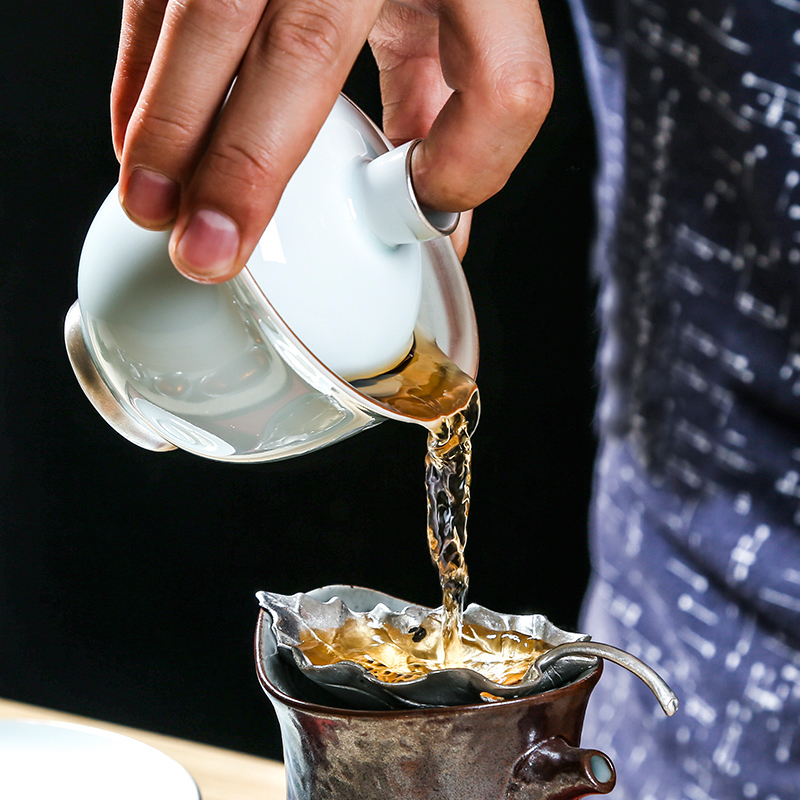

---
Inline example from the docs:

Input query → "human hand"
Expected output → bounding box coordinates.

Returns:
[112,0,553,282]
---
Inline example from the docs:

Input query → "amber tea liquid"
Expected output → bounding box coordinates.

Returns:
[297,614,551,686]
[353,332,478,661]
[425,408,472,667]
[316,335,544,685]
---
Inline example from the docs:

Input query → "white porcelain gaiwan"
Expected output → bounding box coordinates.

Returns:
[66,95,479,462]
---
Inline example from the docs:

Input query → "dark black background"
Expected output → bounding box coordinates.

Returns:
[0,2,597,759]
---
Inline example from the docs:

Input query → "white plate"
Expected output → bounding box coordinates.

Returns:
[0,719,201,799]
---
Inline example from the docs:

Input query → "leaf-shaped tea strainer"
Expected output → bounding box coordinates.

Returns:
[256,585,678,714]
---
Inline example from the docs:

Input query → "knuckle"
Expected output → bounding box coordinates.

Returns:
[493,61,555,124]
[266,3,346,68]
[176,0,263,36]
[205,138,278,190]
[179,0,257,25]
[134,108,197,151]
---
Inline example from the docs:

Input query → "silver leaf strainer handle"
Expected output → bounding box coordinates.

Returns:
[535,641,679,717]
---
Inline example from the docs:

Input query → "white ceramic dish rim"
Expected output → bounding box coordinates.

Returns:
[0,718,200,800]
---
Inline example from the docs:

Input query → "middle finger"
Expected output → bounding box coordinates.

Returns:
[169,0,385,281]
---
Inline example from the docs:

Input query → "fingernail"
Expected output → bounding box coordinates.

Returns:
[123,168,180,227]
[175,209,240,280]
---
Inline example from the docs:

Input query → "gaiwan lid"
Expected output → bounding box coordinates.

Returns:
[244,95,460,381]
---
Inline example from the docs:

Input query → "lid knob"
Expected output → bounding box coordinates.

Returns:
[361,139,460,247]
